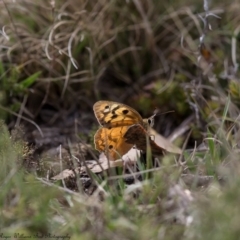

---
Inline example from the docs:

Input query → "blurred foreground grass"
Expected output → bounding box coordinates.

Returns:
[1,118,240,239]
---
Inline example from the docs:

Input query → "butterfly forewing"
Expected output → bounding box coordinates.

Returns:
[93,101,143,127]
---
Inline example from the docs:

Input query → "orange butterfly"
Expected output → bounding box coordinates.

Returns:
[93,101,165,160]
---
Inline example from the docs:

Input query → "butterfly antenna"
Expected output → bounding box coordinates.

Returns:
[154,109,175,116]
[147,109,175,128]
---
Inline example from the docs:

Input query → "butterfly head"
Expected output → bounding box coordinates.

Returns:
[143,108,160,129]
[143,114,156,129]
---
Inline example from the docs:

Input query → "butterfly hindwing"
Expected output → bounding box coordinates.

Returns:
[124,124,165,155]
[94,126,133,160]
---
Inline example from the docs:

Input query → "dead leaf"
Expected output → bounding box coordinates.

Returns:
[52,169,75,180]
[149,128,182,154]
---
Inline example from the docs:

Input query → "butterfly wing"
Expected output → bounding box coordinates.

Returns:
[93,101,143,127]
[124,124,165,155]
[94,126,134,160]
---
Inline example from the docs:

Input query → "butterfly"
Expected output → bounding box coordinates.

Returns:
[93,100,165,161]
